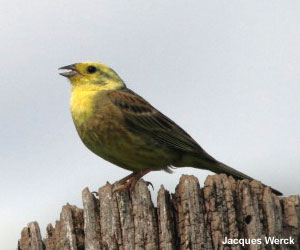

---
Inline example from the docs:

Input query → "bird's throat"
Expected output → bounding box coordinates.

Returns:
[70,87,96,125]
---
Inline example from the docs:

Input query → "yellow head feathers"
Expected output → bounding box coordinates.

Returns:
[59,61,125,91]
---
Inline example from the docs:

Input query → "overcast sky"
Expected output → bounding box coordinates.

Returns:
[1,1,300,249]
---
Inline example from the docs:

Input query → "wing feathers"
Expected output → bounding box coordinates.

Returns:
[108,88,205,153]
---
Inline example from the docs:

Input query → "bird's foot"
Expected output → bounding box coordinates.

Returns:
[112,178,138,193]
[112,169,152,193]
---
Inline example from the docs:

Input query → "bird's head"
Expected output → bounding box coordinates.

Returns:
[59,61,125,90]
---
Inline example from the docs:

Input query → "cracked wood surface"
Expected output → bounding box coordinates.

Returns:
[18,174,300,250]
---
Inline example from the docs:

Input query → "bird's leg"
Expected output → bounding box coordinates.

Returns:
[126,169,152,190]
[116,171,138,185]
[113,169,152,192]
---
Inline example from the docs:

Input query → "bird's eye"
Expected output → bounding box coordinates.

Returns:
[87,65,97,74]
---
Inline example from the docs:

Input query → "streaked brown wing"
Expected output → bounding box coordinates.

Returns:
[108,88,205,153]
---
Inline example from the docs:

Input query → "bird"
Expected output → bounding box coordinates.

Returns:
[59,61,282,195]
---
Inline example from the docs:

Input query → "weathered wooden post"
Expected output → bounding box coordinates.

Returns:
[18,174,300,250]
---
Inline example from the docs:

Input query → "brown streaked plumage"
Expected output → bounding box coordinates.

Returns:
[59,61,282,195]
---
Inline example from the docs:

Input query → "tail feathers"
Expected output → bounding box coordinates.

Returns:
[194,159,282,196]
[212,162,254,181]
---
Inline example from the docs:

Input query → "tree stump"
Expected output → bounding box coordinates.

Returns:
[18,174,300,250]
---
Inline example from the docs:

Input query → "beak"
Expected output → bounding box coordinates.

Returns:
[58,64,78,77]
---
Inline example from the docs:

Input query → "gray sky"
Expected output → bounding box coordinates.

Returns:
[1,0,300,249]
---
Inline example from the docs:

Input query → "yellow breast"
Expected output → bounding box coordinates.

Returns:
[70,86,96,125]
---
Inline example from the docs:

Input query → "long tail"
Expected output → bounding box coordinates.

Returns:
[193,157,282,195]
[210,161,254,180]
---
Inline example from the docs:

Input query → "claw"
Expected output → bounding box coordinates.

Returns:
[91,191,99,197]
[145,181,154,191]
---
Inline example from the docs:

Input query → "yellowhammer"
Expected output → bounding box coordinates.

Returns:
[59,61,281,195]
